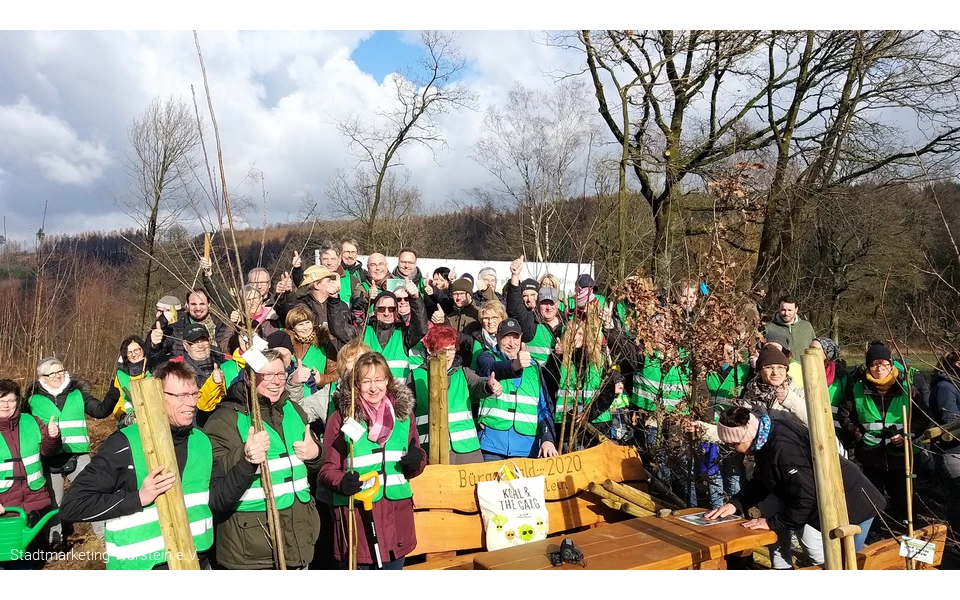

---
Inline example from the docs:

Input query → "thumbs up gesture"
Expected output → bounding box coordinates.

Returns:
[275,272,292,295]
[487,373,502,396]
[230,310,242,324]
[212,362,224,386]
[150,321,164,346]
[431,306,445,324]
[518,342,532,369]
[404,278,419,299]
[510,255,524,277]
[423,278,434,296]
[291,251,302,269]
[243,426,271,464]
[293,425,320,460]
[47,416,60,439]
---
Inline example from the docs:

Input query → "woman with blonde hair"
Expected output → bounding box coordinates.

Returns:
[319,352,426,569]
[538,274,567,312]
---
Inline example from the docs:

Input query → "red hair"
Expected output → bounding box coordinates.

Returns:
[422,325,459,354]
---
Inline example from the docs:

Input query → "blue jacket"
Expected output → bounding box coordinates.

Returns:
[475,346,556,458]
[931,369,960,453]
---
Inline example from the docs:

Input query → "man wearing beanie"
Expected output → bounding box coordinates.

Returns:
[837,341,929,518]
[439,277,481,336]
[474,266,505,306]
[706,407,886,569]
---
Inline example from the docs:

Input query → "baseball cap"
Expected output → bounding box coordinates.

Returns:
[497,318,523,340]
[537,288,558,303]
[184,324,210,342]
[520,278,538,292]
[576,274,596,289]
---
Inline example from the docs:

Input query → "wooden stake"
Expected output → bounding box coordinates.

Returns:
[601,479,658,513]
[800,349,852,570]
[902,404,916,570]
[129,379,200,570]
[203,232,211,262]
[830,524,861,571]
[427,352,450,465]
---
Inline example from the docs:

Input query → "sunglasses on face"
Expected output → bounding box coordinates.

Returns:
[377,306,397,313]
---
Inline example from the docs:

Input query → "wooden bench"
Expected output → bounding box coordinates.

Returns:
[405,442,647,569]
[767,524,947,570]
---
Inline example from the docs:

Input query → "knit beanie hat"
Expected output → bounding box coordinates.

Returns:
[451,277,473,294]
[755,345,789,370]
[865,341,892,366]
[478,266,497,281]
[717,412,760,444]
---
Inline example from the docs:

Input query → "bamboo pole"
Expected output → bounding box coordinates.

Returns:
[902,404,916,570]
[129,379,199,569]
[427,352,450,465]
[801,349,851,570]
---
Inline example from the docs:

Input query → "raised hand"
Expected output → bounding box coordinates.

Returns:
[292,425,320,460]
[275,272,292,295]
[230,310,242,324]
[291,251,302,269]
[449,269,458,282]
[404,279,419,299]
[294,365,312,384]
[488,373,502,396]
[199,256,213,276]
[509,255,524,284]
[431,306,445,324]
[243,426,270,464]
[150,321,164,347]
[212,362,224,386]
[139,467,176,507]
[518,342,532,369]
[423,278,434,296]
[47,416,60,438]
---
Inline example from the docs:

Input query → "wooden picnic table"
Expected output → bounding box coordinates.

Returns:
[472,511,778,570]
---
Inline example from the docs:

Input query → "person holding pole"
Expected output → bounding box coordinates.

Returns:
[59,361,268,569]
[319,352,426,570]
[204,350,322,570]
[705,407,886,569]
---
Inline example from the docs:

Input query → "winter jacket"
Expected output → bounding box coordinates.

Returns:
[473,285,505,307]
[930,365,960,453]
[762,314,816,356]
[327,294,427,351]
[202,380,321,569]
[318,382,426,565]
[730,415,887,534]
[837,367,929,469]
[343,260,368,284]
[151,312,229,360]
[0,407,60,514]
[59,421,256,569]
[222,306,281,355]
[25,378,119,469]
[505,279,562,397]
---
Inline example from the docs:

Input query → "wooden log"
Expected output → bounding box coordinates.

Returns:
[801,349,851,570]
[600,498,624,510]
[602,479,658,512]
[831,524,861,571]
[203,232,211,261]
[427,353,450,465]
[129,378,199,570]
[618,500,655,518]
[587,482,649,515]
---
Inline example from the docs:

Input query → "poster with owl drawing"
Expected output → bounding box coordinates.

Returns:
[477,463,549,551]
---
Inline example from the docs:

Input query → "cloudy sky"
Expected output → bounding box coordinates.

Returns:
[0,30,592,242]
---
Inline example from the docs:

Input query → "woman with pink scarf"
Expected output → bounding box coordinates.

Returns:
[319,352,426,569]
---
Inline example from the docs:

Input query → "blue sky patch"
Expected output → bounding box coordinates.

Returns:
[351,30,425,83]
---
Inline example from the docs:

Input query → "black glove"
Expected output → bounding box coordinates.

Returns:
[398,447,425,474]
[340,471,362,495]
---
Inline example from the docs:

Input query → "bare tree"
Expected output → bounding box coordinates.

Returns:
[121,96,201,328]
[471,81,596,262]
[329,30,476,247]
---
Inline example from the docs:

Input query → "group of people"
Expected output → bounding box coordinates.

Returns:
[1,237,957,570]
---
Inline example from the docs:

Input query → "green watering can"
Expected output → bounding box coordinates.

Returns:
[0,507,59,561]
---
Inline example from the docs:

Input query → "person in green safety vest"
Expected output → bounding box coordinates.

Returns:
[284,306,338,425]
[26,357,120,546]
[107,335,159,428]
[538,273,567,313]
[59,360,267,570]
[837,341,929,519]
[553,319,611,449]
[565,273,605,322]
[0,378,60,568]
[204,349,322,569]
[320,352,427,570]
[412,325,499,465]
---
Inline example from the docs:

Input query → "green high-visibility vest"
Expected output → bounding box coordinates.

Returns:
[827,371,848,431]
[234,403,311,511]
[408,341,426,368]
[28,389,89,453]
[555,362,609,423]
[631,351,691,414]
[610,393,631,410]
[104,424,213,569]
[0,414,45,493]
[219,360,241,388]
[299,344,327,398]
[477,355,541,436]
[470,339,484,370]
[705,363,750,422]
[339,269,353,304]
[116,369,152,414]
[411,366,481,455]
[362,326,410,384]
[332,416,413,506]
[527,323,558,366]
[852,379,908,455]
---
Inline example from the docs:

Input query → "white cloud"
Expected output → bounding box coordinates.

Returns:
[0,96,112,186]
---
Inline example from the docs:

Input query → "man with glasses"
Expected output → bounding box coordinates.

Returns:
[59,361,268,570]
[340,238,366,282]
[204,350,322,569]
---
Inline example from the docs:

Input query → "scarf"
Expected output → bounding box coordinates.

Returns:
[250,304,271,323]
[742,376,794,411]
[816,337,840,361]
[192,314,219,348]
[126,359,146,378]
[576,288,591,308]
[480,329,497,351]
[750,413,772,453]
[40,374,72,397]
[824,361,836,386]
[866,367,899,396]
[184,354,215,386]
[359,395,396,445]
[293,329,316,344]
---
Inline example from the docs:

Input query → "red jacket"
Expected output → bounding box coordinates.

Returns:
[318,385,426,566]
[0,407,61,514]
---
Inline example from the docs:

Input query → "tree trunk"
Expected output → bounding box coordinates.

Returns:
[140,193,161,329]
